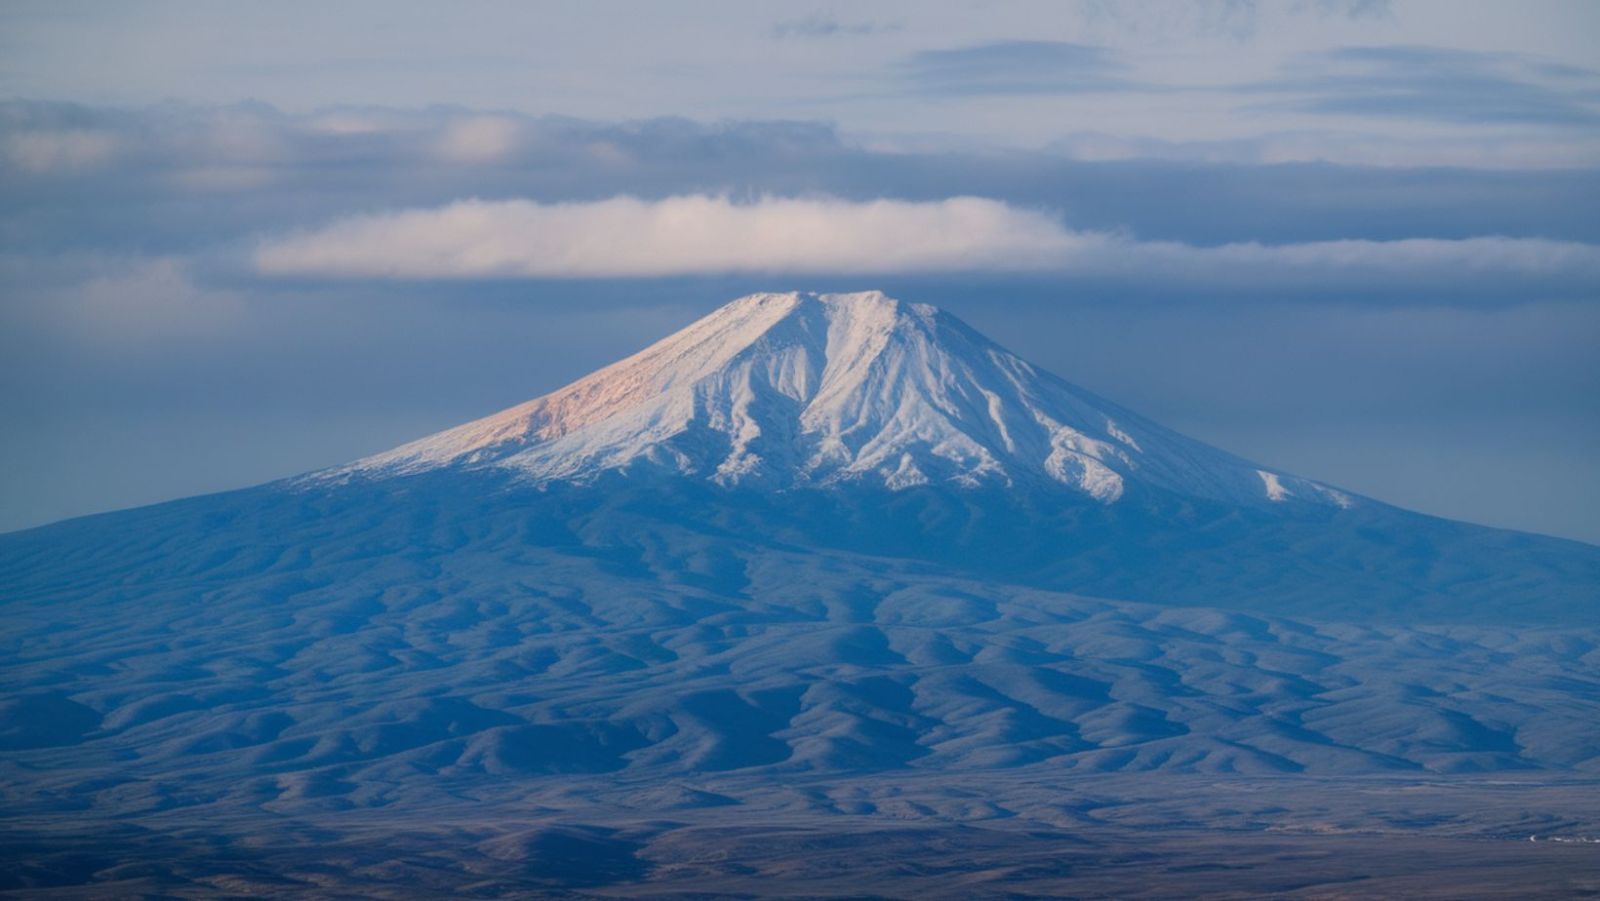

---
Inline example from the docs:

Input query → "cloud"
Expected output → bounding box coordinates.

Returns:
[253,193,1600,285]
[255,195,1082,277]
[434,115,522,163]
[1113,235,1600,285]
[1045,129,1600,168]
[902,41,1131,96]
[772,13,896,39]
[1,256,242,342]
[7,101,1600,291]
[1300,0,1391,19]
[73,258,242,338]
[900,38,1600,131]
[6,128,119,173]
[1072,0,1389,43]
[1077,0,1265,41]
[1265,45,1600,127]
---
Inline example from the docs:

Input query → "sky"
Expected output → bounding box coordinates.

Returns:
[1,0,1598,543]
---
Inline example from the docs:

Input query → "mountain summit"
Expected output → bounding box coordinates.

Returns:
[336,291,1351,510]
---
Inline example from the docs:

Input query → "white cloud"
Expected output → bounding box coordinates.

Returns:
[255,195,1084,277]
[253,194,1600,283]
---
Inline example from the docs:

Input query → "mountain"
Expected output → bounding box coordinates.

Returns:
[2,291,1597,895]
[335,291,1352,509]
[291,289,1592,625]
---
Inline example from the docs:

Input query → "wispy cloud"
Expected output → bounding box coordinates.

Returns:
[898,38,1600,128]
[1265,45,1600,127]
[5,127,119,173]
[1302,0,1392,20]
[1116,234,1600,284]
[1045,129,1600,168]
[772,13,897,40]
[1078,0,1391,41]
[253,193,1600,284]
[2,255,242,342]
[902,41,1132,96]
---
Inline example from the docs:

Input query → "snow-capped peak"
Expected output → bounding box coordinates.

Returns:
[329,291,1354,509]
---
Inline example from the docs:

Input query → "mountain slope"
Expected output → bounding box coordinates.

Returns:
[2,475,1597,805]
[5,482,1597,894]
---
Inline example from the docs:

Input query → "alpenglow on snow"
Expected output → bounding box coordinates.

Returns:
[329,291,1352,510]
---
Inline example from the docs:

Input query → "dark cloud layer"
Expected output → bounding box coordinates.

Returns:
[6,100,1598,255]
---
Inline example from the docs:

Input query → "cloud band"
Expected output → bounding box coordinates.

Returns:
[254,194,1600,282]
[255,195,1081,278]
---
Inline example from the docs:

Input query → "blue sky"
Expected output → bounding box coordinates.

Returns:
[1,0,1597,542]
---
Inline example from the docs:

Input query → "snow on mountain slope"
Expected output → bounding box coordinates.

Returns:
[333,291,1352,509]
